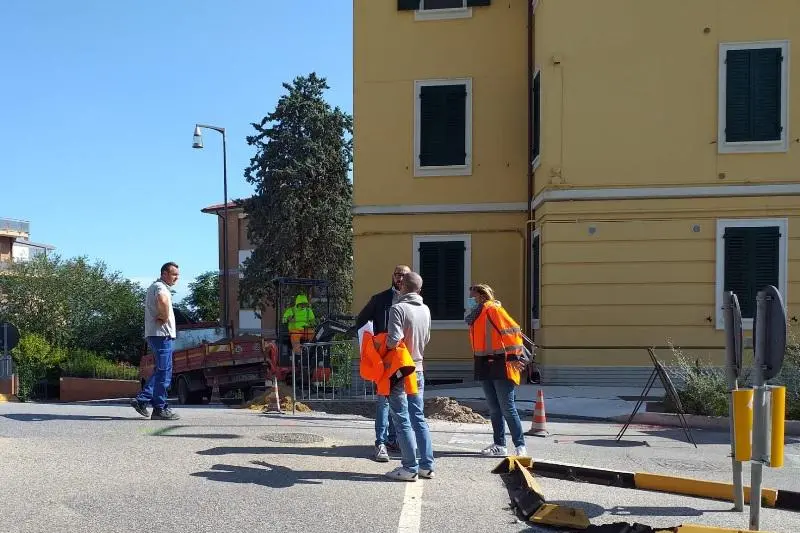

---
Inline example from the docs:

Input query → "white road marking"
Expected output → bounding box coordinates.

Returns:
[397,479,424,533]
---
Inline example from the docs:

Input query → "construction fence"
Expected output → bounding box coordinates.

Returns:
[292,339,376,404]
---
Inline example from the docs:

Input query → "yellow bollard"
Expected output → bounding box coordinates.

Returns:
[769,385,786,468]
[732,389,754,462]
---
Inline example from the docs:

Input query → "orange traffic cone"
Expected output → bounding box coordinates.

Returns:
[525,389,549,437]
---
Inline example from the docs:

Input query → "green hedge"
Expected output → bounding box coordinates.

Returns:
[60,349,140,381]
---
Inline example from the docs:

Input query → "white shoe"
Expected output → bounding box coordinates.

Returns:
[419,468,435,479]
[385,466,418,482]
[374,444,389,462]
[514,445,528,457]
[481,444,508,457]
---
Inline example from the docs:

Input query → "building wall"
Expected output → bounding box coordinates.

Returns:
[534,0,800,194]
[353,0,530,379]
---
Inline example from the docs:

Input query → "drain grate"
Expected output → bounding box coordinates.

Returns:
[260,432,325,444]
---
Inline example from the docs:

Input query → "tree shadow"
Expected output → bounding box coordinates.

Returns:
[2,413,137,422]
[572,439,649,448]
[197,443,490,460]
[191,460,385,488]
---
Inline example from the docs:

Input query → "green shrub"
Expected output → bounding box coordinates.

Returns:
[60,349,139,381]
[11,333,66,402]
[664,337,800,420]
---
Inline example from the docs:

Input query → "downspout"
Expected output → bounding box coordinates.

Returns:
[525,0,535,344]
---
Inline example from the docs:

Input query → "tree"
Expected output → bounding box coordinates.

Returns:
[177,271,220,322]
[240,72,353,314]
[0,255,146,363]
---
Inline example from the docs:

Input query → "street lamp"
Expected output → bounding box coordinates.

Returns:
[192,123,230,338]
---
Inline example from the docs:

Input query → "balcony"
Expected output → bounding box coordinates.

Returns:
[0,218,30,239]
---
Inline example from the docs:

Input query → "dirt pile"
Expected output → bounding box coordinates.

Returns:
[424,396,488,424]
[239,384,312,413]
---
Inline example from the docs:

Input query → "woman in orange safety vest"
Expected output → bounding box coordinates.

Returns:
[466,283,528,458]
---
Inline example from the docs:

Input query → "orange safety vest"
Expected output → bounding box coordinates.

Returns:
[360,331,419,396]
[468,301,524,385]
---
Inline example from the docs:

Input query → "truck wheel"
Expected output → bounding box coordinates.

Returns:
[177,376,191,405]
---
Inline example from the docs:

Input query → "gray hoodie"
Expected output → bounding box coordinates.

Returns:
[387,292,431,371]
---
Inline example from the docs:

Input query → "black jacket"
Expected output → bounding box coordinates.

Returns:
[354,287,396,335]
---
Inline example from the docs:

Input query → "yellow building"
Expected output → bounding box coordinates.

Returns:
[353,0,800,385]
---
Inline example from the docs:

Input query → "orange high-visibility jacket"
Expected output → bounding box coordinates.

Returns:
[468,301,524,385]
[360,331,418,396]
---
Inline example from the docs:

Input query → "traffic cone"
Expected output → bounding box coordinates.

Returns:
[262,376,282,414]
[525,389,549,437]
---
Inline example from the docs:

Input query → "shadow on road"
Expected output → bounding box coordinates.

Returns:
[191,460,385,487]
[197,443,490,460]
[2,413,137,422]
[549,500,726,518]
[572,439,649,448]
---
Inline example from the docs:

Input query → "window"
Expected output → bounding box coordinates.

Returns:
[413,234,471,327]
[718,41,789,153]
[414,79,472,177]
[532,68,541,168]
[397,0,491,21]
[238,249,252,279]
[531,230,541,329]
[715,219,788,329]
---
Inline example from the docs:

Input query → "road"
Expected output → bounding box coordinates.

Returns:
[1,401,799,533]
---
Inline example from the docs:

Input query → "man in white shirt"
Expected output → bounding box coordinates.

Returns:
[131,262,180,420]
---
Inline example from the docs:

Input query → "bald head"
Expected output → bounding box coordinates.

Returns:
[401,271,423,294]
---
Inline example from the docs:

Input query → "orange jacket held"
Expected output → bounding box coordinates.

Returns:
[468,301,524,385]
[360,331,418,396]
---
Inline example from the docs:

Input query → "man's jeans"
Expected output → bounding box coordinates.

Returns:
[375,394,397,446]
[481,379,525,448]
[137,336,174,410]
[388,371,434,473]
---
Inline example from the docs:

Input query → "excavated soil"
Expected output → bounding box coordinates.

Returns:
[423,396,488,424]
[239,384,311,413]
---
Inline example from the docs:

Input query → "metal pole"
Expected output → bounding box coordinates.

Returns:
[221,129,230,339]
[723,293,744,512]
[750,291,768,531]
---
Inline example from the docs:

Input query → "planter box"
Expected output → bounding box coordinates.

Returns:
[59,377,141,402]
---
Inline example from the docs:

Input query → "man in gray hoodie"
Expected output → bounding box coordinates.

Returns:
[383,271,435,482]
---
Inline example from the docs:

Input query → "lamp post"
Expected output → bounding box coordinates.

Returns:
[193,124,230,338]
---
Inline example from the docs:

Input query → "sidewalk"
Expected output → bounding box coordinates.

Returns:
[428,383,665,421]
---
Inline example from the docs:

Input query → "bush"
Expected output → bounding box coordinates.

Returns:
[664,337,800,420]
[60,349,139,381]
[11,333,66,402]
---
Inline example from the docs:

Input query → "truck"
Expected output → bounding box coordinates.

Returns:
[138,277,353,405]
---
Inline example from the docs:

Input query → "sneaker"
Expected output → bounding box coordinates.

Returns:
[374,444,389,463]
[130,399,149,418]
[151,407,180,420]
[481,444,508,457]
[385,466,418,482]
[514,445,528,457]
[386,441,401,454]
[419,468,435,479]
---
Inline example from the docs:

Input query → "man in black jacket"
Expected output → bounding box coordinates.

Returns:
[354,264,410,462]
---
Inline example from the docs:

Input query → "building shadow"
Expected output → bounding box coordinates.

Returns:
[2,413,136,422]
[190,460,385,488]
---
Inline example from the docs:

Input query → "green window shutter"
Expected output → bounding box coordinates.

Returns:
[425,0,465,8]
[419,84,467,167]
[418,241,466,320]
[398,0,420,10]
[532,233,541,320]
[723,226,780,319]
[725,48,782,143]
[532,71,541,161]
[466,0,491,6]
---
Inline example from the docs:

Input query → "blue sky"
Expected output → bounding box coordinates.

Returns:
[0,0,353,300]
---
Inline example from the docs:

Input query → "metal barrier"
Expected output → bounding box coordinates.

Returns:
[292,339,375,408]
[0,355,14,379]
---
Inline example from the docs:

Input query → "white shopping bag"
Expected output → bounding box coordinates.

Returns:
[357,320,374,353]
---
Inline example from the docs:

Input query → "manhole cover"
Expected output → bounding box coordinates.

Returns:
[260,432,324,444]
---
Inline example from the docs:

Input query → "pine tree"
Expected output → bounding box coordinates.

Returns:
[241,73,353,316]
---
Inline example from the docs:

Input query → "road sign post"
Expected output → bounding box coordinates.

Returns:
[723,291,745,512]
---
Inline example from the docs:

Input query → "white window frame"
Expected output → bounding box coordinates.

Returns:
[238,309,262,332]
[532,66,542,171]
[531,228,541,330]
[414,78,473,178]
[415,0,472,21]
[412,234,471,330]
[718,40,790,154]
[714,218,788,330]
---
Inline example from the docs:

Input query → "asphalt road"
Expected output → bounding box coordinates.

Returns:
[1,401,799,533]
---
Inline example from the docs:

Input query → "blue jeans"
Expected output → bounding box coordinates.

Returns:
[481,379,525,448]
[137,336,174,409]
[388,371,434,473]
[375,394,397,446]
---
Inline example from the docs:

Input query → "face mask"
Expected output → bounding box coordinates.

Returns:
[467,297,478,310]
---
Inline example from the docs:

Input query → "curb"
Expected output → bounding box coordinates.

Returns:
[494,457,800,512]
[614,412,800,437]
